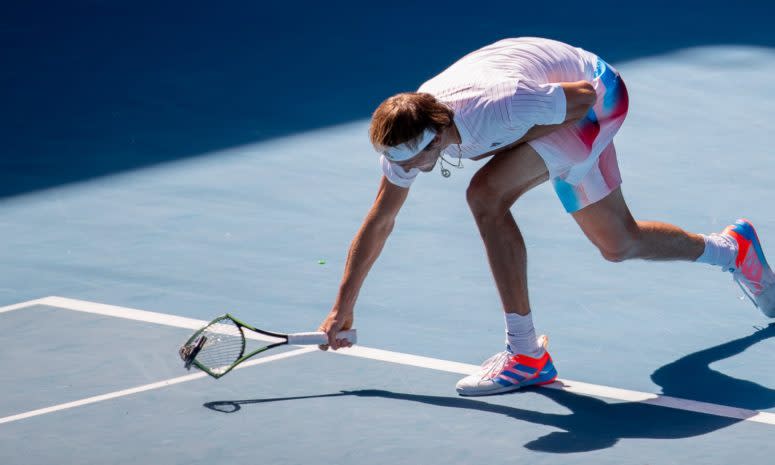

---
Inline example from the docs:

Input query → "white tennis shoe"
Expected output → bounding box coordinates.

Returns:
[456,335,558,396]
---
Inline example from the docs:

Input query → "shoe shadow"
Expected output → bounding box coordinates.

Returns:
[202,324,775,454]
[651,323,775,410]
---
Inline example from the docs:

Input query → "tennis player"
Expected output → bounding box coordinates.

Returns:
[317,37,775,396]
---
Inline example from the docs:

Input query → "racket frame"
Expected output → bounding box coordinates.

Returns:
[182,314,289,379]
[180,314,356,379]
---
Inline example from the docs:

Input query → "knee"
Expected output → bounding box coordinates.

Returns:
[466,175,522,224]
[596,234,640,263]
[599,246,631,263]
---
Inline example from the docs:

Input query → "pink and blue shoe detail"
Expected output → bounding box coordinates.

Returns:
[722,219,775,317]
[456,336,558,396]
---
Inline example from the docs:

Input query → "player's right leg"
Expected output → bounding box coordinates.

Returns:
[465,143,549,315]
[458,143,558,396]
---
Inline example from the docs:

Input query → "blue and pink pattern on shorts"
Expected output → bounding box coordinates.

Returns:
[528,58,630,213]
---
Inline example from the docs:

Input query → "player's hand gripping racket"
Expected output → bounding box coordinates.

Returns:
[178,314,356,379]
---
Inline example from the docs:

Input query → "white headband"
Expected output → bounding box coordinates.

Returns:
[376,128,437,162]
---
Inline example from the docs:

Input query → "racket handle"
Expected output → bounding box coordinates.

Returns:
[287,329,357,346]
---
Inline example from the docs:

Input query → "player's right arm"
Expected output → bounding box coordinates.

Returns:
[318,175,409,350]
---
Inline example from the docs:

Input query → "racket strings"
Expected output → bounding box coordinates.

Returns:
[193,318,246,375]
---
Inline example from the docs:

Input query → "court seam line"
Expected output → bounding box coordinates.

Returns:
[2,296,774,426]
[0,347,316,426]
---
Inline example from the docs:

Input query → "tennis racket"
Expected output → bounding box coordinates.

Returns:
[178,313,356,379]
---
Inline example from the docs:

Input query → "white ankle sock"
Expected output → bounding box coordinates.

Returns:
[696,233,738,270]
[504,312,541,357]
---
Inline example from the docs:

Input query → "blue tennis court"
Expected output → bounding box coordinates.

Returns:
[3,2,775,464]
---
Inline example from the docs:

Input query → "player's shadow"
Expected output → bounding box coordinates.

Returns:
[204,324,775,453]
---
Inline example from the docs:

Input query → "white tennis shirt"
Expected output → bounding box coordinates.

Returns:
[380,37,599,187]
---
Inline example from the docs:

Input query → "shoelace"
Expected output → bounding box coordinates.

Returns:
[479,351,512,381]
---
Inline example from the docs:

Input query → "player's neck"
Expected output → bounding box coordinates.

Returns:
[445,123,462,146]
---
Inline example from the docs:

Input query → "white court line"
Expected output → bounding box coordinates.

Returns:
[0,296,283,342]
[0,298,49,314]
[338,346,775,424]
[2,296,775,426]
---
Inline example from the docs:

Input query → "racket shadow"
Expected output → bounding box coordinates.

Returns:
[203,392,351,413]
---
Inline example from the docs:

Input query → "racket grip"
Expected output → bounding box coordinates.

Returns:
[287,329,357,346]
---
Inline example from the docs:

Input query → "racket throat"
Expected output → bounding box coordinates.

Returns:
[179,335,208,370]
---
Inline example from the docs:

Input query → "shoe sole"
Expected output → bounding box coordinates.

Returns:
[757,283,775,317]
[456,373,558,397]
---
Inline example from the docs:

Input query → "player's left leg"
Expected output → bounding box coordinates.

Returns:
[572,186,775,316]
[570,186,705,262]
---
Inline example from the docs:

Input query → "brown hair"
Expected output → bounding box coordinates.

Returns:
[369,92,454,148]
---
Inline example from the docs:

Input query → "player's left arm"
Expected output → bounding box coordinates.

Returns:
[558,80,597,122]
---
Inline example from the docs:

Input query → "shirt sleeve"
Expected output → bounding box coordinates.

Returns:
[508,80,567,127]
[379,155,418,188]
